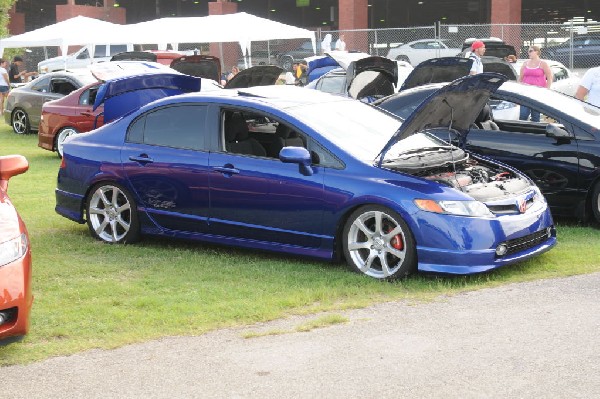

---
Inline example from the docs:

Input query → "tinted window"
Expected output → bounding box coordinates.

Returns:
[109,45,128,56]
[31,76,50,92]
[379,90,432,119]
[127,105,208,150]
[50,79,77,95]
[76,48,89,60]
[79,87,99,106]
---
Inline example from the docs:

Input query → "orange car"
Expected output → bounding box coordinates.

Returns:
[0,155,32,344]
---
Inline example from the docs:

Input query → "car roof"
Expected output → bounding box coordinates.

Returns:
[165,84,353,109]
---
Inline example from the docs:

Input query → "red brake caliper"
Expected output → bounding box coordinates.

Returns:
[387,226,404,251]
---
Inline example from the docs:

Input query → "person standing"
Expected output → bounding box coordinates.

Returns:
[468,41,486,75]
[575,66,600,107]
[518,45,552,122]
[0,59,10,111]
[321,33,332,54]
[9,56,36,85]
[335,34,346,51]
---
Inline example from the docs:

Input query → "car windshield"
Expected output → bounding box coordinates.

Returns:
[289,100,402,161]
[499,83,600,127]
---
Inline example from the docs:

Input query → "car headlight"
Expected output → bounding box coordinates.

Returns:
[0,233,29,267]
[414,199,493,217]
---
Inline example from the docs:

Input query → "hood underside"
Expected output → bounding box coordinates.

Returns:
[400,57,473,91]
[224,65,284,89]
[378,73,507,164]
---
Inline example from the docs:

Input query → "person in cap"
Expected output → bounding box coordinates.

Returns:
[468,40,486,75]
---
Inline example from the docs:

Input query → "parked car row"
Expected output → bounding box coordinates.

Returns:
[7,49,600,343]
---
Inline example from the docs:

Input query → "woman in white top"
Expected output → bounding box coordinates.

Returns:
[0,59,10,112]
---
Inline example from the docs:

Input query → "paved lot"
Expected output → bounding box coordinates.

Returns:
[2,272,599,398]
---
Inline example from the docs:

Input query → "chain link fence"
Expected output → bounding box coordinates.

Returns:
[23,22,599,75]
[192,21,599,73]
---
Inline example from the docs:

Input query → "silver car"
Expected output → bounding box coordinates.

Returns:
[4,70,97,134]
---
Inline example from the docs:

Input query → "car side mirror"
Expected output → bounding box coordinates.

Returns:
[279,146,313,176]
[0,155,29,192]
[545,123,571,139]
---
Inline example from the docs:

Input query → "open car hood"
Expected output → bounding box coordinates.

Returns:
[346,56,398,100]
[224,65,284,89]
[400,57,473,91]
[481,56,517,80]
[92,73,201,123]
[305,54,340,83]
[378,73,507,165]
[170,55,221,82]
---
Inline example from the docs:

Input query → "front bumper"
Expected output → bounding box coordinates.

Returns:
[0,249,32,343]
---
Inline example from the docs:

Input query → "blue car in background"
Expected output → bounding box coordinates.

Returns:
[55,73,555,279]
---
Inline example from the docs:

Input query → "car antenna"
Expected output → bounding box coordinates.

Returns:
[443,98,464,192]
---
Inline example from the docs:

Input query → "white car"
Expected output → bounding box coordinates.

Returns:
[38,44,134,74]
[513,59,580,97]
[386,39,461,66]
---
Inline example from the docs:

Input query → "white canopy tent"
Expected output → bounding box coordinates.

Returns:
[0,16,124,59]
[0,13,316,67]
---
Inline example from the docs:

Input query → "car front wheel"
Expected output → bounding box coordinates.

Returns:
[11,109,30,134]
[56,127,79,158]
[86,183,140,244]
[342,205,417,279]
[281,56,294,71]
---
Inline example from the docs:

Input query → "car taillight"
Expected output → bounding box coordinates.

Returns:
[60,157,66,169]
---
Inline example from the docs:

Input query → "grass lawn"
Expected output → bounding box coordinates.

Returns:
[1,124,599,366]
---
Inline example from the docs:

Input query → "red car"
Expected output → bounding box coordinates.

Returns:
[39,55,223,158]
[0,155,32,344]
[38,82,104,158]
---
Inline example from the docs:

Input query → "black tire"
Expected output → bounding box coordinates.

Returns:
[281,56,294,71]
[11,108,30,135]
[86,183,140,244]
[342,205,417,280]
[592,183,600,224]
[56,127,79,158]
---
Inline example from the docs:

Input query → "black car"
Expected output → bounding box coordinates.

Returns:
[460,38,517,59]
[375,81,600,223]
[277,40,320,71]
[543,34,600,68]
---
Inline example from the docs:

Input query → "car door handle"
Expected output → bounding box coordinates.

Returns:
[129,155,154,164]
[80,111,93,117]
[213,166,240,175]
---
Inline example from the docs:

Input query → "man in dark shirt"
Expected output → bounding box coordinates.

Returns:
[9,56,36,84]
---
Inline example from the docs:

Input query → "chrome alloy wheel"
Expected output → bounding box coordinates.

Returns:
[11,109,29,134]
[88,185,133,243]
[56,127,78,158]
[346,209,409,279]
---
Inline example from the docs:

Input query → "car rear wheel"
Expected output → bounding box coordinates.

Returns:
[281,56,294,71]
[86,183,140,244]
[342,205,417,280]
[11,109,30,135]
[592,183,600,224]
[56,127,79,158]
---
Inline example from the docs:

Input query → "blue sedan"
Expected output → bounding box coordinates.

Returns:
[56,73,556,279]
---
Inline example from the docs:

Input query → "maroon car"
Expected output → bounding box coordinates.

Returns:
[38,55,224,158]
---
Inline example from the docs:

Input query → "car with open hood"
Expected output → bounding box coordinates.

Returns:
[376,75,600,223]
[305,52,409,102]
[56,74,555,279]
[0,155,32,344]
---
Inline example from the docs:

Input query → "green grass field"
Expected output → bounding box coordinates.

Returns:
[1,124,598,366]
